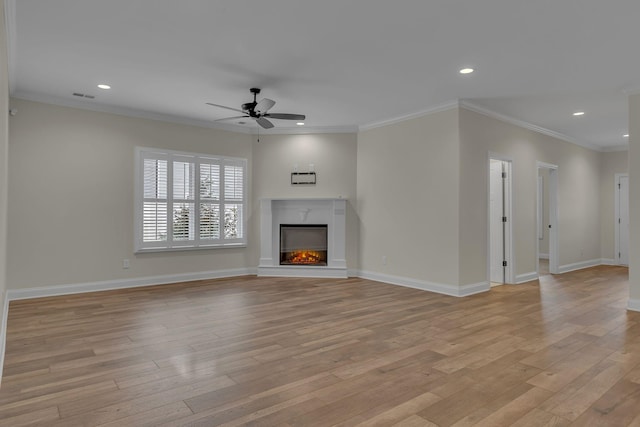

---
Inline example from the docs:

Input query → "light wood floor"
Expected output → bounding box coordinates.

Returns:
[1,266,638,426]
[539,259,550,276]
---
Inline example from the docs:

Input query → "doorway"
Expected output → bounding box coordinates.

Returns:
[489,156,513,285]
[537,162,559,275]
[615,174,629,266]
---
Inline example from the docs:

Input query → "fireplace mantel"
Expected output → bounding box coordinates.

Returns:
[258,198,347,278]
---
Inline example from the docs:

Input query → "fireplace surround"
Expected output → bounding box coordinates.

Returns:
[258,198,347,277]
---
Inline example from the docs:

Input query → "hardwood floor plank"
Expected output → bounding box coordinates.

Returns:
[392,414,438,426]
[0,406,59,427]
[97,401,193,427]
[511,408,572,427]
[526,345,615,392]
[570,379,640,426]
[459,385,552,426]
[352,391,441,426]
[549,361,631,421]
[0,266,637,426]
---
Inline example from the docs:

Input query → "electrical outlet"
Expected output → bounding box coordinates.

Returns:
[123,259,130,269]
[382,255,387,265]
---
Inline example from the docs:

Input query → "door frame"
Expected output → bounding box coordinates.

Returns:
[615,173,629,265]
[487,153,514,284]
[537,161,559,275]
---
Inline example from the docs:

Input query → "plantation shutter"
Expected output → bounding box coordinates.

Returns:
[135,148,246,252]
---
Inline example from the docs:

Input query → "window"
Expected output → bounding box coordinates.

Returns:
[135,147,247,252]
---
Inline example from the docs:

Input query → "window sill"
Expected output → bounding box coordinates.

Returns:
[135,243,247,254]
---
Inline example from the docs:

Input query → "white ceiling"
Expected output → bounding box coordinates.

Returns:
[8,0,640,150]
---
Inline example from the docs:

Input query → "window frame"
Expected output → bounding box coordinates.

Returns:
[134,146,247,253]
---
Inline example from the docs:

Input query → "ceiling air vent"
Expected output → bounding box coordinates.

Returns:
[72,92,95,99]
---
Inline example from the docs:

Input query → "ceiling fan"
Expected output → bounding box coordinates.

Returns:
[206,88,306,129]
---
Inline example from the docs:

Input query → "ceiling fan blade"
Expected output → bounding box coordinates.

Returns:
[255,98,276,114]
[256,117,274,129]
[206,102,245,114]
[214,115,249,122]
[264,113,306,121]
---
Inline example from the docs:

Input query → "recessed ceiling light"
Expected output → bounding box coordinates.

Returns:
[459,68,474,74]
[97,84,111,90]
[573,111,585,116]
[296,122,305,126]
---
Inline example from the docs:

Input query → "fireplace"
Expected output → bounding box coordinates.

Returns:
[280,224,328,266]
[258,198,346,278]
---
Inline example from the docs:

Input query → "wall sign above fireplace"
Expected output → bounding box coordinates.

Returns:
[291,172,316,185]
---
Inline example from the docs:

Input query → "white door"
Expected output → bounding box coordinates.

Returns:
[490,160,504,283]
[537,162,559,274]
[618,175,629,265]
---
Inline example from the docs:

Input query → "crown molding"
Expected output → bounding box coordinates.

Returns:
[459,100,602,152]
[13,92,253,133]
[12,92,358,135]
[622,86,640,96]
[600,144,629,152]
[10,91,624,148]
[359,100,459,132]
[4,0,16,94]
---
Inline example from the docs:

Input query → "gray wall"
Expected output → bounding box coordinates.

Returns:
[357,109,461,287]
[4,99,628,297]
[0,0,10,381]
[6,99,360,291]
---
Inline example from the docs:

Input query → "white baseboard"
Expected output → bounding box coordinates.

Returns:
[356,270,490,297]
[516,272,539,284]
[558,259,602,274]
[257,266,347,279]
[600,258,617,266]
[538,253,549,260]
[628,299,640,312]
[7,268,255,301]
[0,291,7,385]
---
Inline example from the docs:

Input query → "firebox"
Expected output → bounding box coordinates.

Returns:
[280,224,328,266]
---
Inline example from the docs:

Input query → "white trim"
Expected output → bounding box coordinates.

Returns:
[520,259,620,282]
[628,299,640,312]
[7,268,254,301]
[487,154,515,284]
[615,173,629,266]
[258,199,347,277]
[558,259,602,274]
[516,272,539,284]
[622,86,640,96]
[359,101,459,131]
[538,253,549,260]
[537,161,559,170]
[537,162,559,275]
[134,147,248,252]
[0,291,8,384]
[461,101,601,151]
[4,0,16,94]
[357,270,490,297]
[257,266,347,279]
[601,145,629,153]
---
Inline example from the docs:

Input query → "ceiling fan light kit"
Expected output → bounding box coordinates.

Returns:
[207,88,306,129]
